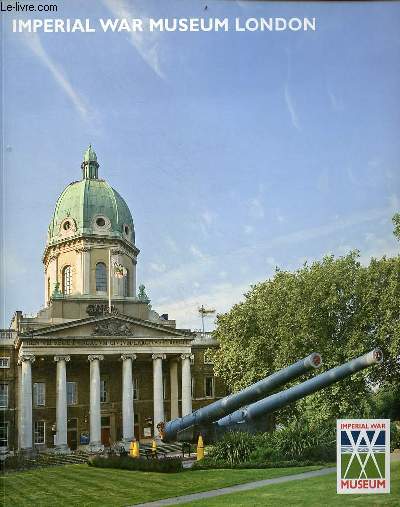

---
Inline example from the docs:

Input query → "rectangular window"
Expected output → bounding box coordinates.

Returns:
[100,379,108,403]
[0,422,8,447]
[67,382,78,405]
[191,377,195,399]
[204,376,215,398]
[33,383,46,406]
[203,349,214,365]
[34,421,45,444]
[133,377,139,400]
[0,384,8,408]
[0,357,10,368]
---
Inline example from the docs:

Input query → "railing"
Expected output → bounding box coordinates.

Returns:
[0,330,17,340]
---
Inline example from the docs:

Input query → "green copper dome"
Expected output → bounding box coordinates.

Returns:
[47,146,135,246]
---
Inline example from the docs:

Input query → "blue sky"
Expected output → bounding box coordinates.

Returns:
[2,0,399,330]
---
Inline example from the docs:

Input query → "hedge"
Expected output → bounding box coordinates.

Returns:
[88,455,183,473]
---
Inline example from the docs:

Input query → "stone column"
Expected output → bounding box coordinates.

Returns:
[152,353,166,438]
[181,354,194,416]
[121,354,136,444]
[18,354,35,452]
[88,355,104,451]
[54,355,70,453]
[169,359,179,420]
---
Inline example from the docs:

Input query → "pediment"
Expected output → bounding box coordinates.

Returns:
[23,315,193,339]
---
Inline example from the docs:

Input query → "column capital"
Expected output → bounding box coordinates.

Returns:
[120,354,137,361]
[152,353,166,360]
[54,355,71,362]
[181,353,194,361]
[18,354,35,365]
[88,354,104,362]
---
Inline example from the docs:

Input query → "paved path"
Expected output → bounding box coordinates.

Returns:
[130,466,336,507]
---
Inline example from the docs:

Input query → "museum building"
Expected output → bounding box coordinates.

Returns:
[0,146,224,454]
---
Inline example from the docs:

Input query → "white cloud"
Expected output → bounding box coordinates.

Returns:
[284,83,300,131]
[190,244,209,261]
[149,262,166,273]
[154,281,250,330]
[248,197,265,219]
[201,210,215,226]
[21,32,90,121]
[103,0,165,79]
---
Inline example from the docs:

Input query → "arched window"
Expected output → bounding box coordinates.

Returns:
[124,269,130,297]
[62,266,72,295]
[96,262,107,292]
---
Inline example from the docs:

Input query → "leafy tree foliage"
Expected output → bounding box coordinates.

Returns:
[393,213,400,241]
[212,248,400,425]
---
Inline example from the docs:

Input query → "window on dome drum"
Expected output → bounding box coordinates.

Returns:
[96,217,106,227]
[34,421,45,444]
[0,384,8,408]
[33,383,46,407]
[96,263,107,292]
[0,422,8,448]
[124,269,130,296]
[62,266,72,295]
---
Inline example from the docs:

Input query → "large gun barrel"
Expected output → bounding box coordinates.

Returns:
[161,352,321,442]
[216,348,383,436]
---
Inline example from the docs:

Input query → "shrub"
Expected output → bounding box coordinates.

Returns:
[206,419,336,467]
[88,455,183,473]
[208,432,257,465]
[391,423,400,451]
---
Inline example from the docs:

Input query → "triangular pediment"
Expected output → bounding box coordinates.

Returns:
[22,315,193,339]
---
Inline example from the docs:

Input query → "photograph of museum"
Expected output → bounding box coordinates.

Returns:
[0,146,225,454]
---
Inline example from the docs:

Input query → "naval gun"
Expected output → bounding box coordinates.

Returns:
[159,348,382,444]
[160,352,322,443]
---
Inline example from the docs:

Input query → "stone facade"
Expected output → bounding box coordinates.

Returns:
[0,147,226,455]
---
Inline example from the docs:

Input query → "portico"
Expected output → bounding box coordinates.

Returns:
[17,316,195,453]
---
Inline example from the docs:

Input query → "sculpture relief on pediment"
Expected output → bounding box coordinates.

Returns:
[92,320,135,336]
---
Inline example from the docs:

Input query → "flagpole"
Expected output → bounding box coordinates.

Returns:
[108,248,112,313]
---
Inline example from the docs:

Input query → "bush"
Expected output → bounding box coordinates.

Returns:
[391,423,400,451]
[206,419,336,467]
[88,455,183,473]
[207,432,257,465]
[1,454,35,472]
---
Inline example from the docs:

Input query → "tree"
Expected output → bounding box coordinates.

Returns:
[393,213,400,241]
[212,250,400,425]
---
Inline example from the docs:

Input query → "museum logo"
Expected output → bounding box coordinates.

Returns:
[337,419,390,494]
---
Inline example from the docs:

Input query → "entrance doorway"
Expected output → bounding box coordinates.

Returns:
[101,416,111,447]
[67,418,78,450]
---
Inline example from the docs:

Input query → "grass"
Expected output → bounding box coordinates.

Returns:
[180,461,400,506]
[0,463,321,506]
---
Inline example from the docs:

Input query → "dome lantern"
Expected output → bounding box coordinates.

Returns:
[81,144,99,179]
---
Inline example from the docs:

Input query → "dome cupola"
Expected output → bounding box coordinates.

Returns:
[47,146,135,247]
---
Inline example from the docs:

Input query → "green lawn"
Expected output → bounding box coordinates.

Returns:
[0,464,321,506]
[180,461,400,507]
